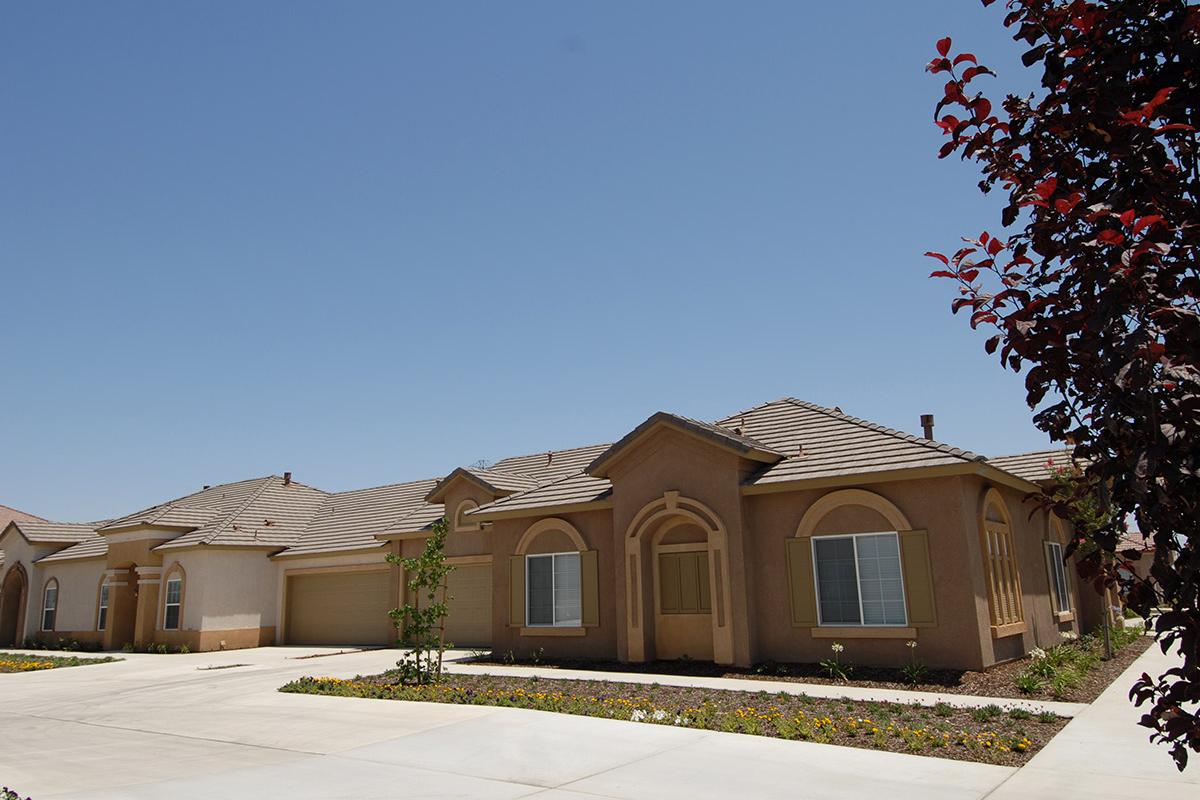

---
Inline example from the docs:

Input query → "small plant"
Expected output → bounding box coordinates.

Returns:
[387,517,455,685]
[1037,711,1058,724]
[900,640,928,685]
[819,642,852,681]
[179,644,191,654]
[530,647,545,666]
[3,788,32,800]
[971,704,1002,723]
[933,702,954,717]
[1015,672,1046,695]
[1008,707,1033,721]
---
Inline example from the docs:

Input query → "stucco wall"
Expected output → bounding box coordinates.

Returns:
[165,549,278,632]
[0,530,75,640]
[35,558,107,634]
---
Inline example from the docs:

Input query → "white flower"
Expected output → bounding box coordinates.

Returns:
[906,640,918,649]
[1060,631,1079,641]
[831,642,845,654]
[652,709,669,722]
[1029,647,1047,660]
[674,715,688,726]
[631,709,647,722]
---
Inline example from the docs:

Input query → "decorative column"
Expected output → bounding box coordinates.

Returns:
[133,566,163,647]
[103,568,135,650]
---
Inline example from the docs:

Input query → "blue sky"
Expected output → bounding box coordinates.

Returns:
[0,2,1050,521]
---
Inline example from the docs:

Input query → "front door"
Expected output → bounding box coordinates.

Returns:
[654,548,714,660]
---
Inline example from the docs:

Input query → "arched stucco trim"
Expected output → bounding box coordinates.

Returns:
[160,562,186,631]
[0,562,29,645]
[794,489,913,538]
[623,492,733,664]
[41,577,59,632]
[515,518,587,554]
[454,499,481,532]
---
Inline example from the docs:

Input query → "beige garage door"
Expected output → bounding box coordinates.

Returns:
[443,564,492,647]
[286,570,394,646]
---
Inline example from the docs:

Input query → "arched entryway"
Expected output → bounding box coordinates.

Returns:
[624,492,734,664]
[0,564,29,647]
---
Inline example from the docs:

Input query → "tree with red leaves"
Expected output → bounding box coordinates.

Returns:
[925,0,1199,768]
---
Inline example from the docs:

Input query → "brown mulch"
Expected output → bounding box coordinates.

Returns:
[476,634,1152,704]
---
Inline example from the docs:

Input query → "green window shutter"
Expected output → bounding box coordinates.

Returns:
[899,530,938,627]
[785,538,818,626]
[697,551,712,613]
[581,550,600,627]
[659,553,681,613]
[509,555,525,627]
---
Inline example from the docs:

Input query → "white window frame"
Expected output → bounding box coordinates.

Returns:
[163,577,183,630]
[42,580,58,632]
[97,582,110,631]
[525,552,582,628]
[811,532,908,627]
[1045,541,1071,614]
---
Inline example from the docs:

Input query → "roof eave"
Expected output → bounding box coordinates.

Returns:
[587,415,783,478]
[270,542,389,560]
[740,461,1042,496]
[467,497,614,523]
[425,469,514,504]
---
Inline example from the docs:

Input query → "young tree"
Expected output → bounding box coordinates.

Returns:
[387,518,455,685]
[924,0,1198,768]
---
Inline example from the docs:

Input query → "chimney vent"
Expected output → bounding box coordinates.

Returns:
[283,471,292,486]
[920,414,935,440]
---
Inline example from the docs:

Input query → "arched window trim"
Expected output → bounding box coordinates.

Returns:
[96,576,110,632]
[979,488,1025,636]
[41,578,59,632]
[161,563,185,631]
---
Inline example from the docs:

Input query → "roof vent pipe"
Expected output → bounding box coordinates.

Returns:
[921,414,935,440]
[283,471,292,486]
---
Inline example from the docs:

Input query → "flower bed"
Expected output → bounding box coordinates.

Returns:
[280,672,1067,766]
[0,653,119,673]
[480,628,1151,703]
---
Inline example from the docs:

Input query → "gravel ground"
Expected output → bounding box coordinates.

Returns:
[476,634,1153,703]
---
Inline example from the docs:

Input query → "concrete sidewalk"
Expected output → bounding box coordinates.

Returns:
[441,657,1086,716]
[985,642,1199,800]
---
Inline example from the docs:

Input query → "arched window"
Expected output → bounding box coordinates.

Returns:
[510,518,597,630]
[162,566,185,630]
[1045,516,1072,616]
[454,499,481,532]
[980,488,1024,633]
[41,578,59,632]
[97,579,110,631]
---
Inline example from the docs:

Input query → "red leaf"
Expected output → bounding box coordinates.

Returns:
[953,53,977,66]
[1133,215,1164,234]
[973,97,992,120]
[929,270,957,279]
[1154,123,1196,133]
[937,37,952,57]
[985,334,1001,354]
[987,237,1004,256]
[959,268,980,282]
[1120,209,1136,227]
[1097,230,1125,245]
[936,114,961,134]
[1035,177,1058,199]
[1054,193,1082,213]
[924,251,950,265]
[979,231,990,246]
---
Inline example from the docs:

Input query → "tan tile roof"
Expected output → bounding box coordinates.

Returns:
[278,478,439,557]
[728,398,983,485]
[36,535,108,563]
[425,467,541,503]
[7,520,104,545]
[986,448,1077,483]
[0,504,46,566]
[489,443,612,484]
[587,411,783,477]
[100,477,279,533]
[474,397,986,518]
[158,477,329,551]
[381,501,446,537]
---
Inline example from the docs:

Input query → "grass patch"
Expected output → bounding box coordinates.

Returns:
[280,672,1065,766]
[0,652,119,673]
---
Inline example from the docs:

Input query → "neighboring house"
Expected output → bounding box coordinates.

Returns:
[0,398,1091,670]
[0,503,47,571]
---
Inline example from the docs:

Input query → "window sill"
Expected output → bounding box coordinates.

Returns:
[520,626,586,637]
[1055,611,1075,623]
[811,626,916,639]
[990,621,1027,638]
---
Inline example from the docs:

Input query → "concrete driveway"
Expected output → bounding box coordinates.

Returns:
[0,646,1015,799]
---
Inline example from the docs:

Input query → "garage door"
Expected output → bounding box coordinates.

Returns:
[285,570,394,646]
[443,564,492,647]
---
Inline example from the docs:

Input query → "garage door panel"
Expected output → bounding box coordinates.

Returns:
[286,570,393,646]
[443,564,492,647]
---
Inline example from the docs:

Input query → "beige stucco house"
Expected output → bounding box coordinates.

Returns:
[0,398,1090,670]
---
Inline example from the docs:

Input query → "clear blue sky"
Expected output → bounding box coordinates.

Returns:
[0,1,1051,521]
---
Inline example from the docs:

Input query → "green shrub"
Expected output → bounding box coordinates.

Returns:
[971,704,1003,723]
[1015,672,1046,694]
[1008,707,1033,720]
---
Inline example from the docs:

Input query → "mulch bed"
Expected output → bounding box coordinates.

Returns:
[282,671,1067,766]
[476,634,1153,704]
